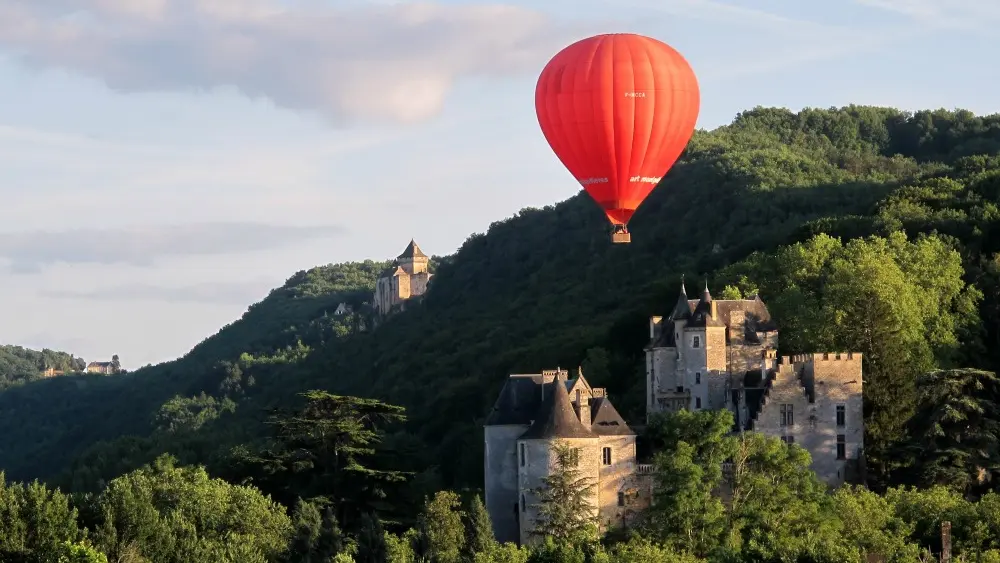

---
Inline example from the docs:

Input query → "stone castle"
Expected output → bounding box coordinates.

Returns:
[483,368,648,545]
[372,240,432,317]
[484,280,864,544]
[646,280,864,484]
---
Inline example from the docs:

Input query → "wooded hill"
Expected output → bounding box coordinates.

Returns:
[0,105,998,498]
[0,345,86,390]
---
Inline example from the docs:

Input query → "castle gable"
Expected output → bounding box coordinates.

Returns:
[589,398,634,436]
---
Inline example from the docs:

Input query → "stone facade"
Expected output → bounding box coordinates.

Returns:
[750,353,865,485]
[86,361,115,374]
[372,240,432,317]
[484,369,650,545]
[646,281,864,486]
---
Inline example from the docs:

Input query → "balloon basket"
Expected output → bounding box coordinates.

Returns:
[611,229,631,244]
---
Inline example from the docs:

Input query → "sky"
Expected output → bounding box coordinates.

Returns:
[0,0,997,369]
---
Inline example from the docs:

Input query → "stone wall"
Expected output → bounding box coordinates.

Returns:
[484,425,527,544]
[705,326,727,371]
[517,437,600,546]
[596,435,637,530]
[754,353,863,486]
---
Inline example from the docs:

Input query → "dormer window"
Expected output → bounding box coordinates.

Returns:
[692,336,701,348]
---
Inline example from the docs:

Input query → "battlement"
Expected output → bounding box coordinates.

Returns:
[777,352,862,365]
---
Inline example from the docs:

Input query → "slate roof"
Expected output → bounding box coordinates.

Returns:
[398,239,427,259]
[485,373,634,439]
[670,281,692,321]
[520,380,596,439]
[687,285,726,328]
[651,291,778,348]
[589,397,635,436]
[485,374,552,426]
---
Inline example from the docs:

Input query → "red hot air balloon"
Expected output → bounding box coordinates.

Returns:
[535,33,700,243]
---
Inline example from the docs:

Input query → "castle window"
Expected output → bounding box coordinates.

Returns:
[695,397,702,409]
[618,492,625,506]
[692,336,701,348]
[836,405,846,427]
[519,443,525,467]
[695,372,701,384]
[602,447,612,465]
[780,404,793,427]
[781,435,794,445]
[837,435,846,459]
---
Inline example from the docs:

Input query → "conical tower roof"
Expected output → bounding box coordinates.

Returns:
[670,276,692,320]
[520,380,596,440]
[398,239,427,259]
[687,279,725,327]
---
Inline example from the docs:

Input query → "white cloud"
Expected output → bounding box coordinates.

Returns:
[42,280,276,304]
[0,0,589,125]
[853,0,1000,29]
[0,222,345,273]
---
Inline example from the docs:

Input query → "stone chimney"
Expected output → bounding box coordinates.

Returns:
[575,388,591,428]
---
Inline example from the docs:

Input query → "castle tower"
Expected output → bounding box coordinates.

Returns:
[670,278,691,356]
[397,239,428,275]
[681,281,727,410]
[372,239,433,317]
[516,379,599,546]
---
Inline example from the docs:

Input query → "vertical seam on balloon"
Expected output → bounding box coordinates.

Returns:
[629,38,656,217]
[600,34,617,217]
[568,40,597,191]
[617,35,634,216]
[558,49,583,188]
[633,40,667,214]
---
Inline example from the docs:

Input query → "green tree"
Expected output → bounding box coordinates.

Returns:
[58,540,109,563]
[92,454,291,563]
[896,368,1000,492]
[832,486,920,562]
[238,391,409,526]
[0,475,84,563]
[464,494,496,559]
[530,441,599,545]
[724,432,851,561]
[285,498,347,563]
[642,410,731,556]
[355,513,387,563]
[384,531,416,563]
[418,490,466,563]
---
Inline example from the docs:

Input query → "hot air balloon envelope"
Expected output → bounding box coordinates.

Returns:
[535,33,700,243]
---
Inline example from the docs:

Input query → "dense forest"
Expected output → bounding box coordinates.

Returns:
[0,345,86,390]
[2,105,1000,561]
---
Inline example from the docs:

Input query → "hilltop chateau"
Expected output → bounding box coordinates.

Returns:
[484,368,648,545]
[373,240,432,317]
[484,280,864,544]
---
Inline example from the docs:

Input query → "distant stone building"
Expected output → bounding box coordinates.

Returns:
[333,302,352,316]
[483,368,651,545]
[372,240,432,318]
[646,280,864,486]
[86,362,115,374]
[42,367,65,377]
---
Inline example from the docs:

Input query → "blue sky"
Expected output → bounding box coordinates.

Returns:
[0,0,997,368]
